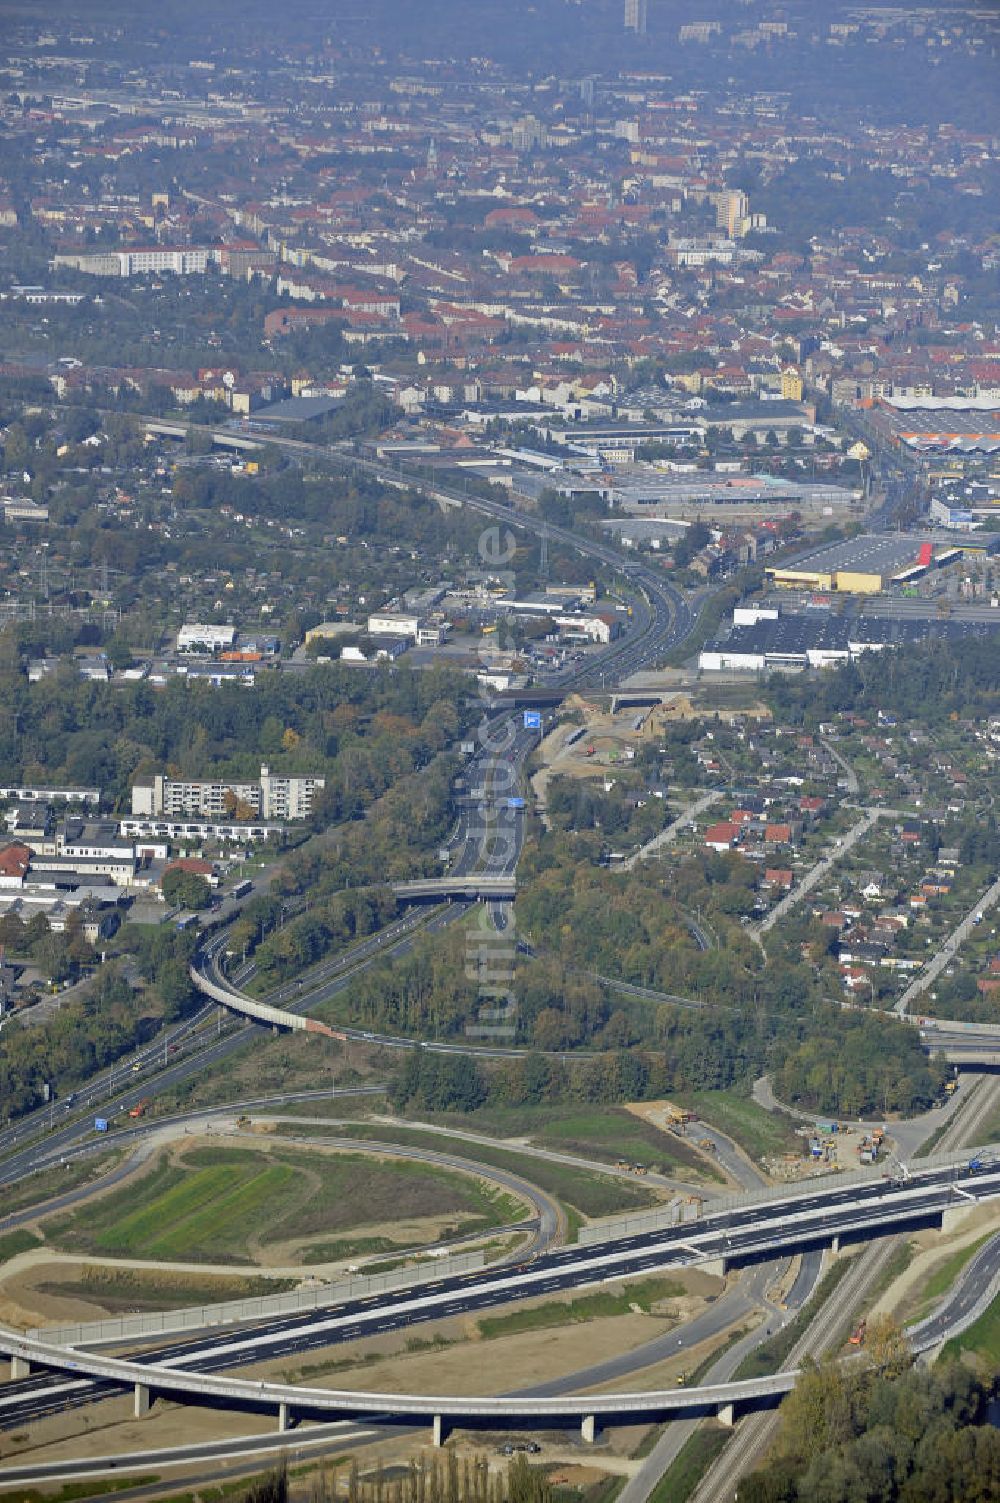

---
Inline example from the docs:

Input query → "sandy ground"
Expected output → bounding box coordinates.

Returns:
[531,693,770,820]
[869,1199,1000,1325]
[243,1271,725,1394]
[623,1101,738,1190]
[260,1312,669,1395]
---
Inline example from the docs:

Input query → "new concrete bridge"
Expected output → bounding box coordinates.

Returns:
[3,1157,999,1444]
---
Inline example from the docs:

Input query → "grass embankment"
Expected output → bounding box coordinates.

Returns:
[0,1228,42,1263]
[663,586,740,669]
[647,1427,730,1503]
[478,1275,685,1339]
[674,1090,801,1164]
[914,1114,954,1160]
[909,1231,998,1324]
[150,1028,385,1114]
[683,1324,753,1387]
[732,1256,858,1381]
[330,1123,661,1221]
[46,1144,526,1264]
[1,1148,125,1220]
[975,1097,1000,1146]
[33,1267,297,1313]
[7,1483,159,1503]
[940,1290,1000,1368]
[418,1104,724,1184]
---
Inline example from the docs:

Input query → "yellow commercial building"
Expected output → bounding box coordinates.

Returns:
[833,570,883,594]
[767,566,882,594]
[768,566,834,591]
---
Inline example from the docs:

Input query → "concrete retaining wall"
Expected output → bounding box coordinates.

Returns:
[31,1249,485,1348]
[577,1142,1000,1247]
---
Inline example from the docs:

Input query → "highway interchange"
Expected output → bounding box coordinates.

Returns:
[2,434,999,1497]
[2,1149,999,1437]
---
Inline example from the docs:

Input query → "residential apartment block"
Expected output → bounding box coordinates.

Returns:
[131,765,325,821]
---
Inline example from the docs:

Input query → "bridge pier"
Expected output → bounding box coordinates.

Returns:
[941,1205,975,1234]
[717,1403,736,1428]
[10,1355,29,1380]
[433,1415,450,1447]
[278,1401,293,1432]
[134,1382,151,1418]
[830,1235,841,1254]
[701,1257,727,1278]
[581,1415,597,1444]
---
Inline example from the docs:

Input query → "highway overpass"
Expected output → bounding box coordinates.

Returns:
[918,1020,1000,1067]
[142,419,264,452]
[3,1226,997,1445]
[3,1154,999,1442]
[392,876,515,902]
[189,953,344,1038]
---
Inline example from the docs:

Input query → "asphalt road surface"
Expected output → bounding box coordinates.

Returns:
[3,1161,996,1432]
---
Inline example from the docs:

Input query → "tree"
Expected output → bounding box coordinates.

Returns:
[161,868,212,910]
[862,1314,912,1381]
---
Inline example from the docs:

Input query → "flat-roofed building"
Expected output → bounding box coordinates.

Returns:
[177,623,237,654]
[132,765,324,822]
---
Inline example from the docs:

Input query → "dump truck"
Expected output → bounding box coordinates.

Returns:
[664,1102,694,1126]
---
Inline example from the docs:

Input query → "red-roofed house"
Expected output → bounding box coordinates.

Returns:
[704,822,740,853]
[0,843,31,888]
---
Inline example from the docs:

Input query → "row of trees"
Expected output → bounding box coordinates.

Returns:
[0,907,96,987]
[249,1449,552,1503]
[250,887,397,986]
[390,1044,664,1116]
[772,1011,948,1117]
[767,637,1000,729]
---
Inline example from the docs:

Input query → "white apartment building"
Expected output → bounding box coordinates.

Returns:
[120,817,282,845]
[132,765,325,822]
[53,247,217,278]
[0,784,100,804]
[258,766,324,820]
[122,247,212,276]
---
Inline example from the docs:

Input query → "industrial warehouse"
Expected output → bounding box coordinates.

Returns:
[700,611,1000,673]
[766,532,1000,595]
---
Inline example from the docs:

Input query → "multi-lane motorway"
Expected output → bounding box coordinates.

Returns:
[3,1153,998,1437]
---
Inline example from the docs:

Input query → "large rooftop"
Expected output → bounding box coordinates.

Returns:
[776,532,951,579]
[713,613,1000,658]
